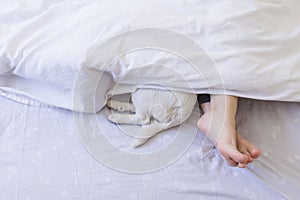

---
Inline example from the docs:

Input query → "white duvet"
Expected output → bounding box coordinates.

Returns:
[1,0,300,112]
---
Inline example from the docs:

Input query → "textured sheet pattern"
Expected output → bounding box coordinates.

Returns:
[0,96,290,200]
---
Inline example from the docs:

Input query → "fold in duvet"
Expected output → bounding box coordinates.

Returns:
[1,0,300,112]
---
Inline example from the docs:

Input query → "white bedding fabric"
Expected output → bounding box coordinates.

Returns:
[1,95,299,200]
[1,1,300,199]
[1,0,300,112]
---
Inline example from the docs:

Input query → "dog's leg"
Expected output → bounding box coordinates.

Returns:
[131,121,168,147]
[108,113,150,126]
[107,99,135,113]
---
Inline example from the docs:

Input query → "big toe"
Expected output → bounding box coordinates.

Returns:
[244,141,261,159]
[237,133,261,159]
[250,148,261,159]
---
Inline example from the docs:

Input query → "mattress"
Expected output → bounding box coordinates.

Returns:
[1,95,299,199]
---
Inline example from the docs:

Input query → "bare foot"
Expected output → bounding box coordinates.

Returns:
[198,112,260,168]
[236,133,261,163]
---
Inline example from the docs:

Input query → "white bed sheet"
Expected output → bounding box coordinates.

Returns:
[2,95,299,199]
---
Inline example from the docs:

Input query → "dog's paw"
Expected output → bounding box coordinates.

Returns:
[107,114,118,124]
[131,138,148,148]
[106,99,113,109]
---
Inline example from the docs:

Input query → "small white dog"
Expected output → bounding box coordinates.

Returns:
[107,88,197,147]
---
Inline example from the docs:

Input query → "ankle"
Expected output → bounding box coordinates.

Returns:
[200,102,210,113]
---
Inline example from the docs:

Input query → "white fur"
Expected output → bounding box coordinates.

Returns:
[107,88,197,147]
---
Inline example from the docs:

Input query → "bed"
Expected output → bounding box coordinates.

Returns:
[1,0,300,199]
[2,95,299,199]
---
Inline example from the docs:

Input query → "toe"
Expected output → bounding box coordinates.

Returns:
[237,133,261,160]
[217,143,248,166]
[247,157,254,163]
[250,148,261,159]
[225,158,238,167]
[244,141,261,159]
[238,146,253,163]
[229,149,249,164]
[238,163,247,168]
